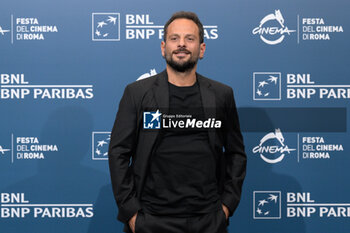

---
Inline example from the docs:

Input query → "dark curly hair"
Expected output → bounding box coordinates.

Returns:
[163,11,204,43]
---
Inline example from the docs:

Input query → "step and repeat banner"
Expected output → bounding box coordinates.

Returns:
[1,0,349,232]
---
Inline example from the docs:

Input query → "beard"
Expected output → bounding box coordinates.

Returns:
[164,48,199,73]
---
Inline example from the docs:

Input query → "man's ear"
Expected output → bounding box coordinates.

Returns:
[161,41,166,57]
[199,42,206,59]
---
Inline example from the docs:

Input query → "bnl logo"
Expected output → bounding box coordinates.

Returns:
[253,191,281,219]
[92,13,120,41]
[143,110,161,129]
[253,72,281,100]
[92,132,110,160]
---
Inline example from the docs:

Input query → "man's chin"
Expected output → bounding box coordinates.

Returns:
[172,61,188,67]
[168,63,196,73]
[172,56,190,63]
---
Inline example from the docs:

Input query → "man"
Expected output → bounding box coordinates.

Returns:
[108,11,247,233]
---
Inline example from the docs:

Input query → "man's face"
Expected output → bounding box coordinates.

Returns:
[161,18,206,73]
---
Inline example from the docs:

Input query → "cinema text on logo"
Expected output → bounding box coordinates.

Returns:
[252,10,295,45]
[0,145,10,155]
[252,129,296,163]
[0,25,10,36]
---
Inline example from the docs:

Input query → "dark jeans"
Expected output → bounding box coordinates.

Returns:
[129,209,228,233]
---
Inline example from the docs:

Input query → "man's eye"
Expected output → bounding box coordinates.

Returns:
[170,37,177,41]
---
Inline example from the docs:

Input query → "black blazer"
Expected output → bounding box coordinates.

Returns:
[108,70,247,230]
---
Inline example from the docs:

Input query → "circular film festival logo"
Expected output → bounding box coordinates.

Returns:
[252,129,296,163]
[252,9,295,45]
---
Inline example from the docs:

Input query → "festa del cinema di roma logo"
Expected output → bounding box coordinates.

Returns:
[0,25,10,36]
[252,9,295,45]
[252,129,296,164]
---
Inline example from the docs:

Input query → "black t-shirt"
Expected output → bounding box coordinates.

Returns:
[141,79,221,216]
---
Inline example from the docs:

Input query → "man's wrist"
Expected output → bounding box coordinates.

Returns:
[222,203,229,219]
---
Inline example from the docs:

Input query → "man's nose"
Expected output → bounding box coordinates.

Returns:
[177,37,186,47]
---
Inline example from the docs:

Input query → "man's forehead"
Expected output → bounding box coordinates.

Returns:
[167,18,199,34]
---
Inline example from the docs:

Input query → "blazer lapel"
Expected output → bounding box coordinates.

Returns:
[197,74,217,153]
[138,70,169,195]
[152,70,169,114]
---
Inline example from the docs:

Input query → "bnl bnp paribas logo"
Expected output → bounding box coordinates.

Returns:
[92,13,218,41]
[254,191,350,219]
[143,110,162,129]
[92,132,110,160]
[0,73,94,100]
[252,129,296,164]
[253,72,281,100]
[253,191,281,219]
[252,9,295,45]
[92,13,120,41]
[1,193,94,218]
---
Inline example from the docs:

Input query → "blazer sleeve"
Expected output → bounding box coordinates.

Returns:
[108,84,141,223]
[221,87,247,217]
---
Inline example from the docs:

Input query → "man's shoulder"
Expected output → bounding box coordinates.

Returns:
[197,73,233,93]
[125,73,160,93]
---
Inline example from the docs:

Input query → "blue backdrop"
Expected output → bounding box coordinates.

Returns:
[1,0,349,232]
